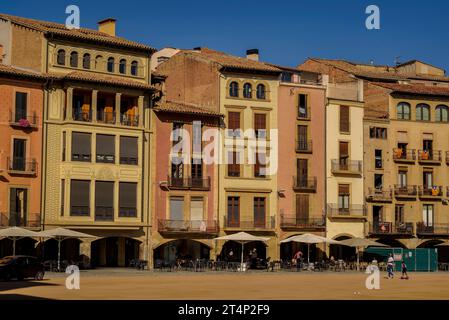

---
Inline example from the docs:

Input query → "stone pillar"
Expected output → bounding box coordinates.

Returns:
[115,93,122,125]
[118,237,126,267]
[91,90,98,123]
[138,95,144,127]
[79,241,92,268]
[66,87,73,120]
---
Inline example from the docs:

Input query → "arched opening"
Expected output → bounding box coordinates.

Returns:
[280,240,325,262]
[0,238,38,257]
[107,57,115,72]
[396,102,410,120]
[91,237,140,267]
[70,51,79,68]
[95,55,104,70]
[243,83,252,99]
[329,235,357,261]
[154,239,210,265]
[57,49,66,65]
[82,53,91,69]
[436,105,449,122]
[218,240,267,263]
[256,84,266,99]
[130,60,138,76]
[416,103,430,121]
[229,81,239,97]
[375,238,407,249]
[42,238,81,264]
[418,240,448,262]
[119,59,127,74]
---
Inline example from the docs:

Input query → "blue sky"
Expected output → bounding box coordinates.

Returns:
[2,0,449,71]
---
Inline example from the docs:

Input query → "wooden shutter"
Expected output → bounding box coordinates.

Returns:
[339,141,349,158]
[228,112,240,131]
[338,184,350,195]
[169,196,184,220]
[340,105,350,133]
[227,197,239,226]
[296,194,309,220]
[297,159,308,185]
[254,197,266,226]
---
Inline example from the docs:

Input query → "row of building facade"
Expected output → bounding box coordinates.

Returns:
[1,13,448,267]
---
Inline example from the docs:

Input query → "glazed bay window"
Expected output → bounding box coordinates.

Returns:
[95,181,114,221]
[70,180,90,216]
[120,136,138,165]
[119,182,137,217]
[96,134,115,163]
[71,132,91,162]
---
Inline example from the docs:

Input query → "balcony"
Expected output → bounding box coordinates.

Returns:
[417,223,449,236]
[223,216,275,231]
[368,222,414,236]
[418,150,442,165]
[0,213,41,229]
[120,114,139,127]
[446,152,449,165]
[7,157,37,176]
[394,185,417,199]
[366,188,393,202]
[9,111,38,129]
[296,140,313,153]
[97,110,116,124]
[94,207,114,222]
[293,176,317,193]
[331,160,362,176]
[158,219,219,234]
[418,186,443,199]
[280,216,325,231]
[393,148,416,163]
[73,110,92,122]
[327,204,366,219]
[167,176,211,191]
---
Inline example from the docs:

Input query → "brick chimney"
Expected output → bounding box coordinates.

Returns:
[98,18,116,36]
[246,49,259,61]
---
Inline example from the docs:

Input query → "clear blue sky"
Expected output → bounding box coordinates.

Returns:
[2,0,449,71]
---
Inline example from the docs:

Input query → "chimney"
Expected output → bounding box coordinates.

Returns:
[246,49,259,61]
[98,18,116,36]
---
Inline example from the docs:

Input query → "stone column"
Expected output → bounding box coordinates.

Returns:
[115,93,122,125]
[91,90,98,123]
[138,95,144,127]
[66,87,73,120]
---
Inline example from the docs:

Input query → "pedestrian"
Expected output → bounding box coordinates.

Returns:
[401,260,409,279]
[293,250,303,270]
[387,254,395,279]
[228,249,234,262]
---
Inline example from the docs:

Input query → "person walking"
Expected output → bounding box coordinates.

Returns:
[293,250,303,271]
[401,260,409,279]
[387,254,395,279]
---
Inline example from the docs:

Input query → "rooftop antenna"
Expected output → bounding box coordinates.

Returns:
[394,56,402,66]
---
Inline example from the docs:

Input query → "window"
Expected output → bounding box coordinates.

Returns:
[227,196,240,227]
[190,197,204,222]
[62,131,66,161]
[374,174,383,189]
[243,83,252,98]
[227,111,241,137]
[172,122,184,145]
[82,53,91,69]
[256,84,266,99]
[70,180,90,216]
[297,159,308,187]
[298,94,308,118]
[254,113,266,138]
[119,182,137,217]
[57,49,66,65]
[170,196,184,221]
[436,105,449,122]
[14,92,27,122]
[120,136,138,165]
[339,141,349,168]
[422,204,434,227]
[338,184,350,212]
[416,104,430,121]
[228,151,240,177]
[296,194,309,221]
[95,181,114,221]
[131,60,138,76]
[12,138,26,171]
[229,82,239,97]
[96,134,115,163]
[70,51,78,68]
[71,132,91,162]
[375,149,382,169]
[95,55,103,70]
[119,59,126,74]
[397,102,411,120]
[254,152,266,178]
[395,205,404,224]
[369,127,387,139]
[107,57,115,72]
[9,188,28,226]
[398,170,407,187]
[61,180,65,216]
[339,105,350,133]
[253,197,266,227]
[297,125,308,151]
[423,170,433,189]
[281,72,293,83]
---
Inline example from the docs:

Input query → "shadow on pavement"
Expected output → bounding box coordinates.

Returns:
[0,279,59,293]
[0,293,55,300]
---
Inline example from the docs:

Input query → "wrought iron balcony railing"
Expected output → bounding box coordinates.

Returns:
[158,219,219,233]
[280,216,325,230]
[416,223,449,235]
[7,157,37,175]
[393,148,416,162]
[366,188,393,202]
[223,216,275,230]
[418,186,443,198]
[368,222,414,236]
[293,176,317,192]
[394,185,417,198]
[0,213,41,228]
[9,110,38,128]
[327,204,366,218]
[120,114,139,127]
[167,176,211,190]
[97,110,116,124]
[296,140,313,153]
[331,160,363,175]
[418,150,442,163]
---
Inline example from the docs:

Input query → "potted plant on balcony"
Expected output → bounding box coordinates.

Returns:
[18,118,30,128]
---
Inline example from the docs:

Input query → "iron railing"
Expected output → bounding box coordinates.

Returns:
[158,219,219,233]
[293,176,317,192]
[394,185,417,197]
[120,114,139,127]
[296,140,313,153]
[368,222,414,236]
[73,110,92,122]
[9,110,38,128]
[393,148,416,162]
[417,223,449,235]
[418,186,443,197]
[366,188,393,202]
[0,213,41,228]
[7,157,37,175]
[327,204,366,218]
[223,216,275,230]
[97,110,116,124]
[280,216,325,230]
[167,176,211,190]
[418,150,442,163]
[331,159,363,174]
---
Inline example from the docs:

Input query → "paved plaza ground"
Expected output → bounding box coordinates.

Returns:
[1,269,448,300]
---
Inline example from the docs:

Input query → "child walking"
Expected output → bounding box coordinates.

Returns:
[401,260,409,279]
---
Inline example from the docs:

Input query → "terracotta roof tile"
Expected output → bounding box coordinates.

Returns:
[154,100,223,117]
[0,64,47,80]
[184,48,281,74]
[372,82,449,97]
[0,13,155,53]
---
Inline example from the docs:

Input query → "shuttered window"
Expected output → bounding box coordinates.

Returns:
[227,112,241,137]
[228,151,240,177]
[254,197,266,227]
[95,181,114,221]
[72,132,91,162]
[169,196,184,220]
[338,184,350,210]
[190,197,204,221]
[70,180,90,216]
[96,134,115,163]
[297,159,308,186]
[119,182,137,217]
[120,136,138,165]
[254,113,266,138]
[254,152,266,178]
[296,194,309,221]
[15,92,28,121]
[227,197,240,227]
[339,105,350,133]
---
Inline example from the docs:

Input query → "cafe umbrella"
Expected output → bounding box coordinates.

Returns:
[214,232,270,271]
[37,228,96,271]
[0,227,41,256]
[338,237,388,271]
